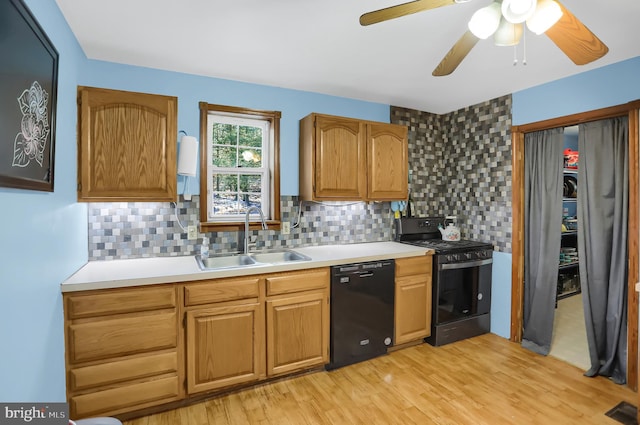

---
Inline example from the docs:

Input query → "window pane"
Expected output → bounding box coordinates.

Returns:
[238,194,262,215]
[239,148,262,168]
[212,146,237,167]
[213,192,239,215]
[239,126,262,148]
[212,174,237,192]
[239,174,262,194]
[212,123,237,146]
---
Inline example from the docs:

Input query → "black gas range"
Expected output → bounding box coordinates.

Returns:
[396,217,494,346]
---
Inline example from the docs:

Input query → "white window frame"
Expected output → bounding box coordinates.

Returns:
[206,114,270,222]
[198,102,281,232]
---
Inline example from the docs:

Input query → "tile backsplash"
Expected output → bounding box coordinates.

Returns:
[88,196,395,260]
[391,95,513,253]
[89,95,513,259]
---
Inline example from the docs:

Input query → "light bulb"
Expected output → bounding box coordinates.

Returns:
[501,0,537,23]
[527,0,562,34]
[468,2,502,39]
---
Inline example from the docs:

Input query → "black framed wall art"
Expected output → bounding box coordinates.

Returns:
[0,0,59,191]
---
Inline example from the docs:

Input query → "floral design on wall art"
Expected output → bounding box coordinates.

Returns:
[12,81,50,168]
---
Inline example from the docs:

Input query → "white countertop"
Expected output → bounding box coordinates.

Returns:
[61,241,432,292]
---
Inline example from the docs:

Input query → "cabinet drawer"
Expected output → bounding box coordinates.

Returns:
[395,256,432,277]
[71,376,179,418]
[66,286,176,319]
[265,268,329,296]
[184,277,260,306]
[69,352,178,391]
[68,312,177,363]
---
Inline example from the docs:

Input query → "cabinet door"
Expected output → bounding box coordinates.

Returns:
[266,291,329,376]
[314,116,366,199]
[367,123,408,200]
[395,273,432,345]
[186,302,261,394]
[78,86,177,201]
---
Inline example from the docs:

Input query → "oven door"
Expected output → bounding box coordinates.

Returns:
[433,256,492,325]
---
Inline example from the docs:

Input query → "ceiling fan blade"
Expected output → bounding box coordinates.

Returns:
[360,0,456,26]
[545,2,608,65]
[432,30,479,76]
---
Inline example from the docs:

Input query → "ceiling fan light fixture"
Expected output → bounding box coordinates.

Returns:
[494,19,523,46]
[501,0,537,23]
[454,0,473,3]
[468,2,502,39]
[526,0,562,34]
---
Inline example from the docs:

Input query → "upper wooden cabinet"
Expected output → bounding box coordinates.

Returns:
[299,113,408,201]
[77,86,178,201]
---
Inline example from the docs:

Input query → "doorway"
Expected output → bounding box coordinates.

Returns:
[510,101,640,389]
[547,125,589,370]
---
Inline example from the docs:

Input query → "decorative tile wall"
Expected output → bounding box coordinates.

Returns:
[88,196,394,260]
[391,95,513,252]
[88,96,512,259]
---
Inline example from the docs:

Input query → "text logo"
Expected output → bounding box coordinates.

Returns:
[0,403,68,425]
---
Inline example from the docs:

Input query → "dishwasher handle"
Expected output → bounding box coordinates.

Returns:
[359,272,374,278]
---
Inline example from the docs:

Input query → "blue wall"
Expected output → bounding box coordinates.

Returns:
[512,56,640,125]
[4,0,640,404]
[491,252,512,339]
[0,0,390,403]
[0,0,87,402]
[493,56,640,339]
[80,61,390,196]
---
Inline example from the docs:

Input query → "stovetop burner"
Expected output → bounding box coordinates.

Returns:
[395,216,493,254]
[402,239,492,252]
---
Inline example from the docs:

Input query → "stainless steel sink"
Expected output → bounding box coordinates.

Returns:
[195,249,311,270]
[195,253,257,270]
[250,249,311,264]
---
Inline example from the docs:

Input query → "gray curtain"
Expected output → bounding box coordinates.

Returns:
[578,117,628,384]
[522,128,565,355]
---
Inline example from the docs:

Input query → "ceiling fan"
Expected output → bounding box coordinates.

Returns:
[360,0,609,76]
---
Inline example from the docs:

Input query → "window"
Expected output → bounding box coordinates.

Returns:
[199,102,280,231]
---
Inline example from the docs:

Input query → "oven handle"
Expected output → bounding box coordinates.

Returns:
[439,258,493,270]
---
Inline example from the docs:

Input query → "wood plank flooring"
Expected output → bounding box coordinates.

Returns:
[124,334,635,425]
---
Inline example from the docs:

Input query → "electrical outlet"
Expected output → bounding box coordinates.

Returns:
[281,221,291,235]
[187,225,197,240]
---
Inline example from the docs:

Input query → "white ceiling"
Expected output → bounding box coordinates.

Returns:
[55,0,640,114]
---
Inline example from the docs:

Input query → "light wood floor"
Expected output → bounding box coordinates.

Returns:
[550,294,590,370]
[124,334,635,425]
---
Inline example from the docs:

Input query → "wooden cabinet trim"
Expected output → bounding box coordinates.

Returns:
[71,376,179,418]
[66,286,176,319]
[265,268,329,296]
[69,352,178,392]
[183,277,260,306]
[395,256,432,277]
[68,312,177,364]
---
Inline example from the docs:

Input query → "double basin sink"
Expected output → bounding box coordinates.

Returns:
[196,249,311,271]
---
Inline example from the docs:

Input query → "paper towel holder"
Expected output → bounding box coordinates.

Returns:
[178,132,198,177]
[177,131,199,201]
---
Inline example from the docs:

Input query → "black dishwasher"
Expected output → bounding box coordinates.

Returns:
[327,260,395,370]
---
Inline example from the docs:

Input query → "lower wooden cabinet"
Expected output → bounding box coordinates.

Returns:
[394,255,433,345]
[182,268,329,395]
[185,302,262,394]
[266,291,329,376]
[63,285,182,419]
[62,259,436,418]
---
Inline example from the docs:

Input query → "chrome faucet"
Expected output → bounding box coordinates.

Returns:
[244,206,267,254]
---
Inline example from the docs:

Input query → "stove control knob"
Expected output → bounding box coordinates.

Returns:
[465,252,473,261]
